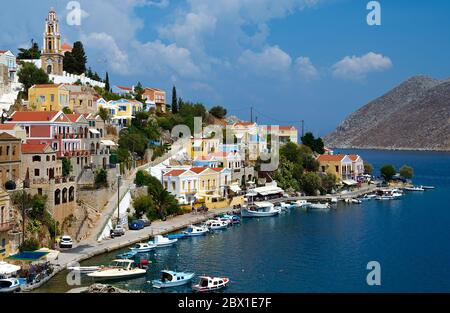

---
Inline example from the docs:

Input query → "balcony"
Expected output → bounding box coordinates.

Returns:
[0,222,14,232]
[63,150,90,157]
[33,176,76,185]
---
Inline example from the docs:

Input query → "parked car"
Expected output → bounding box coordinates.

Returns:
[129,220,145,230]
[59,235,73,248]
[140,219,151,227]
[112,225,125,236]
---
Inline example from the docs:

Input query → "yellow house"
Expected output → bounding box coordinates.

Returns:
[188,137,221,159]
[109,99,143,127]
[317,154,353,182]
[28,83,71,111]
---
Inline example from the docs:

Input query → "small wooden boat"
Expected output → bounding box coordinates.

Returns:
[192,276,230,292]
[67,266,101,273]
[148,235,178,247]
[183,225,209,236]
[130,242,156,253]
[152,270,195,288]
[87,259,147,280]
[0,278,23,293]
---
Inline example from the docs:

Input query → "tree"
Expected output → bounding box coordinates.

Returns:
[17,40,41,59]
[364,162,374,175]
[301,172,322,196]
[171,86,178,114]
[148,184,180,219]
[97,107,110,123]
[62,158,73,177]
[399,165,414,179]
[63,41,87,74]
[19,238,40,252]
[301,132,325,154]
[133,195,154,219]
[62,107,73,114]
[104,72,111,92]
[380,164,396,182]
[273,160,300,191]
[209,106,227,119]
[94,168,108,188]
[17,62,50,97]
[321,173,337,194]
[134,82,144,102]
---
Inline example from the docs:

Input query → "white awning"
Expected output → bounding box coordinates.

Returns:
[89,128,100,134]
[229,185,241,192]
[343,179,358,186]
[0,261,21,275]
[101,139,117,146]
[250,185,284,196]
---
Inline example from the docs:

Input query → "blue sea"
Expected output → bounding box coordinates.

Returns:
[39,150,450,293]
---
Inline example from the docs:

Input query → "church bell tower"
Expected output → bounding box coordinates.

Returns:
[40,8,64,75]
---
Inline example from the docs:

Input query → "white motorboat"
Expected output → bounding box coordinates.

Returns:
[404,186,425,191]
[420,185,435,190]
[192,276,230,292]
[294,200,312,208]
[330,197,338,204]
[183,225,209,236]
[130,242,156,253]
[241,202,280,218]
[308,203,331,210]
[148,235,178,247]
[152,270,195,288]
[67,266,101,274]
[0,278,23,293]
[351,198,362,204]
[204,219,229,230]
[87,259,147,280]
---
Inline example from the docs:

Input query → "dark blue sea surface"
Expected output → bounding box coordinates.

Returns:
[39,150,450,292]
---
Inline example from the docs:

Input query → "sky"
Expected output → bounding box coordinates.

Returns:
[1,0,450,136]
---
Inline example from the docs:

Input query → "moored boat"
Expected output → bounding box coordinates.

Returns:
[67,266,101,274]
[166,233,187,240]
[87,259,147,280]
[204,219,229,230]
[308,203,331,210]
[294,200,312,208]
[241,202,280,218]
[148,235,178,247]
[130,242,156,253]
[116,251,137,259]
[420,185,435,190]
[183,225,209,236]
[403,186,425,191]
[0,278,24,293]
[152,270,195,288]
[192,276,230,292]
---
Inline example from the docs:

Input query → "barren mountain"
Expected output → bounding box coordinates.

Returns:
[324,76,450,151]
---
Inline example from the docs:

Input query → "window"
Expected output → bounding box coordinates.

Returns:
[32,155,41,162]
[34,169,40,176]
[52,155,56,161]
[0,146,2,155]
[12,146,16,156]
[46,156,50,161]
[6,146,9,155]
[335,166,339,173]
[51,94,55,102]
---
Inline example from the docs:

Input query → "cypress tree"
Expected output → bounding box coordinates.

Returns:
[171,86,178,114]
[104,72,110,92]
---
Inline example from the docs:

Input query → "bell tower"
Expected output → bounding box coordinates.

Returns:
[40,8,64,75]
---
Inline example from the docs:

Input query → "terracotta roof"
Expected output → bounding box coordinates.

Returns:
[316,154,347,162]
[66,114,82,123]
[348,154,361,162]
[0,124,16,130]
[21,143,49,154]
[61,43,73,51]
[116,86,132,91]
[10,111,60,122]
[0,50,8,54]
[210,167,225,172]
[190,167,208,174]
[163,169,187,177]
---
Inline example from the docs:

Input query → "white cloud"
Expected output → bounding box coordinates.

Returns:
[295,56,319,80]
[238,45,292,75]
[332,52,392,80]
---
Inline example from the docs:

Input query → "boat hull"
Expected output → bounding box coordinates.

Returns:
[87,270,146,280]
[152,273,195,288]
[240,208,279,218]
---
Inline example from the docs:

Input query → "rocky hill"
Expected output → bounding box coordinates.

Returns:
[324,75,450,151]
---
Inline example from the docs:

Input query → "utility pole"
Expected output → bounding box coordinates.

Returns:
[117,174,121,227]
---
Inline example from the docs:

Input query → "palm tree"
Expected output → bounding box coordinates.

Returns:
[149,185,178,220]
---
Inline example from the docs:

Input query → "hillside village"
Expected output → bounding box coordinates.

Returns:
[0,9,368,263]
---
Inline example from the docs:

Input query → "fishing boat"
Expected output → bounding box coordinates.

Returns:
[192,276,230,292]
[204,219,229,230]
[361,194,376,201]
[67,266,101,273]
[376,189,402,200]
[152,270,195,288]
[166,233,187,240]
[308,203,331,210]
[0,278,24,293]
[219,214,241,224]
[183,225,209,236]
[148,235,178,247]
[130,242,156,253]
[87,259,147,280]
[404,186,425,191]
[294,200,312,208]
[241,202,280,218]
